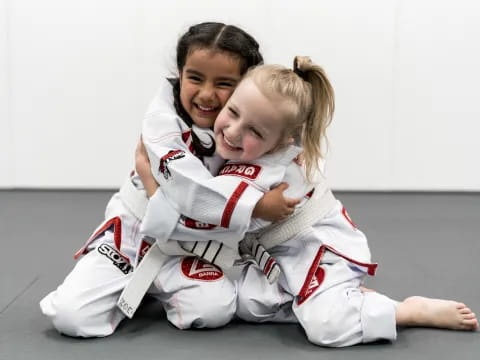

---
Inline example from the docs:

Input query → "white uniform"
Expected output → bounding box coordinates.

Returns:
[39,79,258,337]
[231,173,399,347]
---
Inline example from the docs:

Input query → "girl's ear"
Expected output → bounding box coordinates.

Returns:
[287,137,295,144]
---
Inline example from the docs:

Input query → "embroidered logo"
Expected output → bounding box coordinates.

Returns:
[297,246,327,305]
[297,266,325,305]
[98,244,133,274]
[159,150,185,180]
[181,257,223,281]
[180,215,217,230]
[218,164,261,180]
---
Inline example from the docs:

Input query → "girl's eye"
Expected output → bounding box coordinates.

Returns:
[228,107,239,117]
[250,127,263,139]
[217,81,235,88]
[188,76,202,82]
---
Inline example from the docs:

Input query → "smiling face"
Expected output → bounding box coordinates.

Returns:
[214,78,294,162]
[179,48,243,128]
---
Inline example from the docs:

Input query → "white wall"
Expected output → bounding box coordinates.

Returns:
[0,0,12,187]
[1,0,479,190]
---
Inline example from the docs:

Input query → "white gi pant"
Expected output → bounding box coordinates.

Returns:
[236,201,398,347]
[40,193,237,337]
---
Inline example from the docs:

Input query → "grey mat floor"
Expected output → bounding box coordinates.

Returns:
[0,190,479,360]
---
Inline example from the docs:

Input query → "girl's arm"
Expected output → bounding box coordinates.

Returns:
[137,139,297,220]
[137,137,301,245]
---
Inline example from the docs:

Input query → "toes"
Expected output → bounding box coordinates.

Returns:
[461,318,478,327]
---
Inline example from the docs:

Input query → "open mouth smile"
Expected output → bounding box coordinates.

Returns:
[222,134,242,152]
[195,103,218,113]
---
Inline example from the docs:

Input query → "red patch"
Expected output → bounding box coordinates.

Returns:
[181,257,224,281]
[297,244,378,306]
[298,266,325,305]
[218,164,261,180]
[297,246,327,305]
[181,216,217,230]
[342,207,357,229]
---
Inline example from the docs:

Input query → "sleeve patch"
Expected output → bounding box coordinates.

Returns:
[159,150,185,180]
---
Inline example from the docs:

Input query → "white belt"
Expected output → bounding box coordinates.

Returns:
[117,237,164,318]
[240,185,336,284]
[244,184,337,251]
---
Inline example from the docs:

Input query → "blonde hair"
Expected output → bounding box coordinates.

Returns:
[244,56,335,181]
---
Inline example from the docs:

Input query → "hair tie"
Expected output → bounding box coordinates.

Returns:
[293,56,311,80]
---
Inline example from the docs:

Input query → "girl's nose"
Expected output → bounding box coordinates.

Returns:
[198,83,215,102]
[225,123,242,143]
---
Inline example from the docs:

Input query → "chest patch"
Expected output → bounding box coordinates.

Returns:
[218,164,261,180]
[180,215,217,230]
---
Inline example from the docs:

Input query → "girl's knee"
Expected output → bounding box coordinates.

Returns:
[236,263,285,322]
[167,280,237,329]
[193,295,236,328]
[297,296,362,347]
[167,300,235,329]
[302,315,358,347]
[236,288,278,322]
[40,292,116,338]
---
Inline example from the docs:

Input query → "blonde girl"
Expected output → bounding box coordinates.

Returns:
[230,57,478,347]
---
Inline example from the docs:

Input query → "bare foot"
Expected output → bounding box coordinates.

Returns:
[360,286,376,293]
[396,296,478,330]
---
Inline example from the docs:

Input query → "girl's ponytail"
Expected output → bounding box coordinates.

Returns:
[293,56,335,181]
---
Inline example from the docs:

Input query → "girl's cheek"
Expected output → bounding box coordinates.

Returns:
[243,137,257,152]
[220,89,235,104]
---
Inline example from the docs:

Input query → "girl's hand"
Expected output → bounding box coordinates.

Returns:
[252,182,300,222]
[135,137,159,198]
